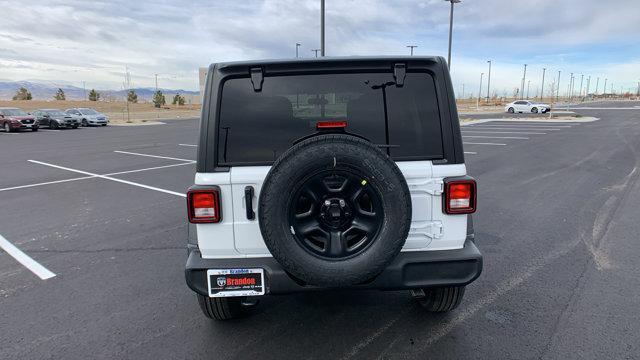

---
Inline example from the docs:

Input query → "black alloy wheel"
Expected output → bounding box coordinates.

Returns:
[289,169,383,259]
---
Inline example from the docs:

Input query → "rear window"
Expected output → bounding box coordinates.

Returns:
[217,72,443,165]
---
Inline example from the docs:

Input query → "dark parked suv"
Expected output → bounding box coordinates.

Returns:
[186,56,482,320]
[33,109,79,129]
[0,107,38,132]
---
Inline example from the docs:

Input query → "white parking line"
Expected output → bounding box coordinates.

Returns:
[464,151,477,154]
[463,135,529,139]
[114,150,194,162]
[464,127,560,131]
[28,160,186,198]
[0,162,194,193]
[462,131,546,135]
[38,129,61,132]
[178,144,198,147]
[463,142,507,146]
[472,123,571,128]
[0,234,56,280]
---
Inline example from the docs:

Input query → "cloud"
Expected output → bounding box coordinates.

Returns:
[0,0,638,93]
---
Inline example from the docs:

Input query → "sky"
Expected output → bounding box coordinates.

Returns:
[1,0,639,95]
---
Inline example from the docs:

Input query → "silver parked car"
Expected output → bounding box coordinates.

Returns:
[65,108,109,126]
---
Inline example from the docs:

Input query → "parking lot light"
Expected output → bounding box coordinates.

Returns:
[444,0,461,69]
[407,45,418,56]
[477,72,484,110]
[486,60,491,103]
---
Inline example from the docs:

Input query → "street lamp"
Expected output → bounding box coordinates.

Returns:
[541,68,546,101]
[296,43,301,58]
[444,0,461,69]
[407,45,418,56]
[556,70,561,102]
[520,64,527,100]
[477,72,484,110]
[311,49,321,58]
[486,60,491,103]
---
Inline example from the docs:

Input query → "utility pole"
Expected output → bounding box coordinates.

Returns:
[541,68,546,101]
[486,60,492,103]
[477,72,484,110]
[520,64,527,99]
[579,74,584,98]
[320,0,325,56]
[311,49,321,58]
[556,70,561,102]
[407,45,418,56]
[585,76,591,97]
[444,0,461,69]
[296,43,301,58]
[569,73,574,101]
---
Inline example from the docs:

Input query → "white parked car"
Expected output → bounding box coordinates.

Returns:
[65,108,109,126]
[505,100,551,114]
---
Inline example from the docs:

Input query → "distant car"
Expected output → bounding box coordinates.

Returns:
[505,100,551,114]
[65,108,109,126]
[0,107,38,132]
[33,109,79,129]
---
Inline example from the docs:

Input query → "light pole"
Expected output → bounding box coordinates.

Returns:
[520,64,527,99]
[296,43,301,58]
[444,0,461,69]
[579,74,584,98]
[486,60,492,103]
[586,76,591,97]
[82,81,86,101]
[311,49,321,58]
[526,80,531,99]
[637,80,640,97]
[569,73,574,101]
[461,83,465,98]
[320,0,325,56]
[595,77,599,95]
[541,68,546,101]
[407,45,418,56]
[556,70,561,102]
[603,78,607,96]
[477,72,484,110]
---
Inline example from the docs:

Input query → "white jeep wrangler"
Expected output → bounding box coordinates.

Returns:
[185,57,482,320]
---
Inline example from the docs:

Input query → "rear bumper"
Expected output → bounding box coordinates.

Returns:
[185,239,482,296]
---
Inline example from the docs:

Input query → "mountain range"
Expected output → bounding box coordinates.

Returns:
[0,81,199,101]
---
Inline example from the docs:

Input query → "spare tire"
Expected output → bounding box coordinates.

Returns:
[258,134,412,286]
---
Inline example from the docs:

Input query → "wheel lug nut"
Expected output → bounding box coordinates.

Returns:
[339,200,346,207]
[324,200,331,206]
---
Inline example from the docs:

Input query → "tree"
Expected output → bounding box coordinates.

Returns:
[12,87,32,100]
[127,89,138,103]
[88,89,100,101]
[172,93,185,106]
[54,88,66,101]
[152,90,166,108]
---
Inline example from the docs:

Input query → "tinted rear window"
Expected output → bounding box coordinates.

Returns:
[217,72,443,165]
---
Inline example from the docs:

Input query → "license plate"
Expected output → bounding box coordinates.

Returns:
[25,124,32,128]
[207,268,265,297]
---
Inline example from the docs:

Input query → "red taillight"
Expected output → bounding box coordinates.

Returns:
[187,188,221,223]
[316,121,347,129]
[444,178,476,214]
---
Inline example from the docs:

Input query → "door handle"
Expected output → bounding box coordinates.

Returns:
[244,186,255,220]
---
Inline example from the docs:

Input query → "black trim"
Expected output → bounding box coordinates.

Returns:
[185,238,482,296]
[198,56,463,172]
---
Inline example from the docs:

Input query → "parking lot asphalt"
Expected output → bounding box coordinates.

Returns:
[1,101,640,359]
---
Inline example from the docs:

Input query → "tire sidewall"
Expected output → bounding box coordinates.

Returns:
[258,134,412,286]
